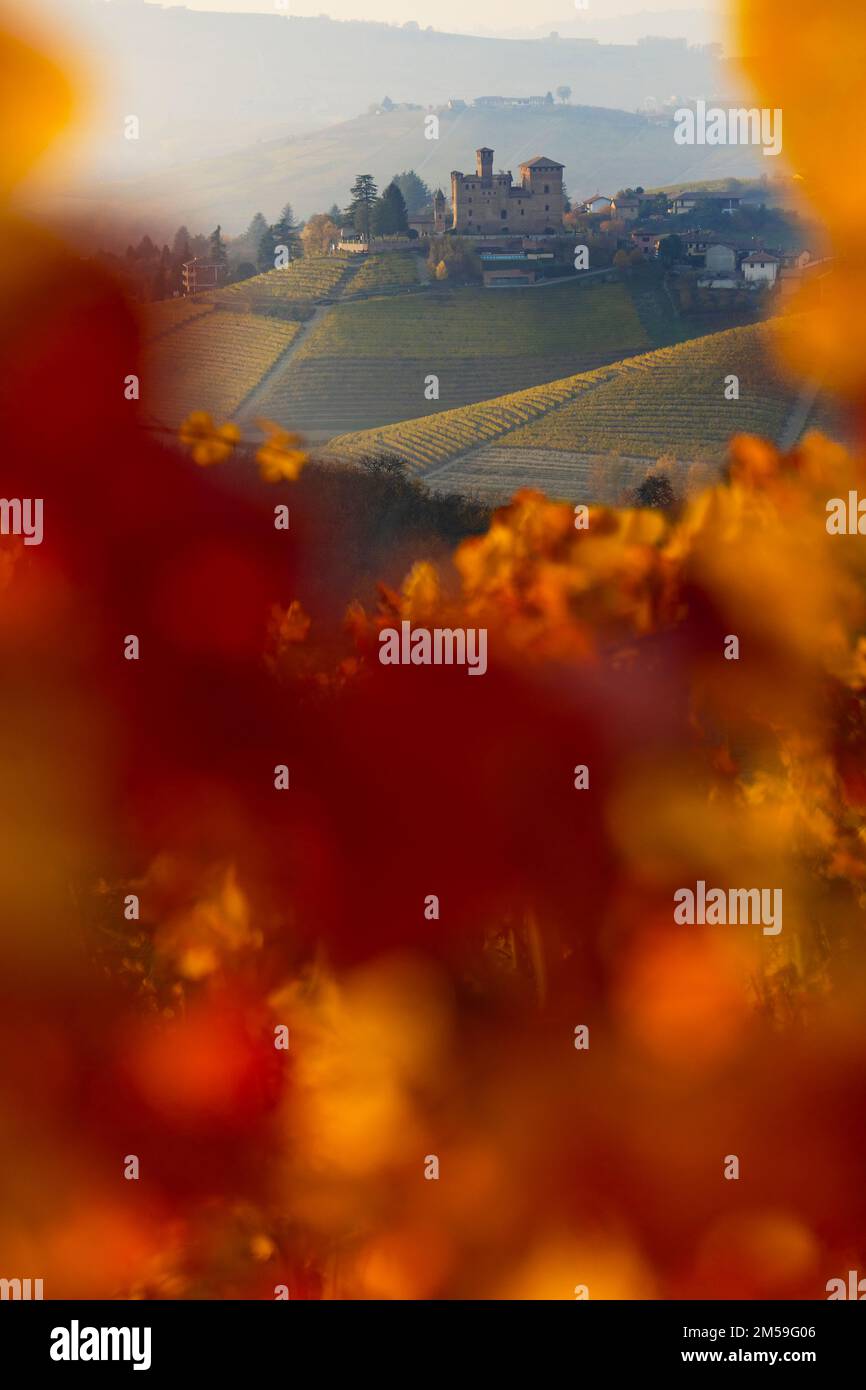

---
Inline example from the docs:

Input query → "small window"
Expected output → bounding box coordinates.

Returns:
[544,184,550,194]
[500,210,507,220]
[545,205,549,212]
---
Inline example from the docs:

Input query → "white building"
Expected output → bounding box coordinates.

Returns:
[742,251,780,286]
[584,194,614,215]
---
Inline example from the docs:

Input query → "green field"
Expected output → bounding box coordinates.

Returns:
[138,269,779,461]
[254,278,663,434]
[144,310,301,427]
[293,279,647,361]
[329,323,826,502]
[343,252,420,296]
[213,254,355,310]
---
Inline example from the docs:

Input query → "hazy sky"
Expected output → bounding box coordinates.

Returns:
[24,0,726,46]
[134,0,722,35]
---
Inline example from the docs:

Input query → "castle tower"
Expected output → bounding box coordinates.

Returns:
[433,188,446,232]
[451,145,565,235]
[518,156,566,231]
[476,147,494,182]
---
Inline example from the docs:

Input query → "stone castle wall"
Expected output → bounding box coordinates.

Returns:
[450,148,564,235]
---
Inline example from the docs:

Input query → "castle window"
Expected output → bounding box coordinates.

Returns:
[544,184,550,194]
[500,210,506,220]
[545,205,549,212]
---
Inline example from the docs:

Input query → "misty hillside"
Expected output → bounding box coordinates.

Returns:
[68,102,767,239]
[477,10,723,46]
[56,2,733,179]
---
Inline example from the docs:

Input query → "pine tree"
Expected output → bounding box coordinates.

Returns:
[241,212,269,261]
[272,203,300,260]
[392,170,431,215]
[209,225,227,266]
[371,182,409,237]
[346,174,378,241]
[172,225,190,261]
[247,211,269,241]
[136,234,157,261]
[257,229,276,273]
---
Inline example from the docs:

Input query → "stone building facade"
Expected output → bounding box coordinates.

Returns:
[450,148,565,235]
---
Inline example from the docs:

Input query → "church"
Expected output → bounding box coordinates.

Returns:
[450,147,565,235]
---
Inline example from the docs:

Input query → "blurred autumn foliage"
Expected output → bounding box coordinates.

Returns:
[1,0,866,1300]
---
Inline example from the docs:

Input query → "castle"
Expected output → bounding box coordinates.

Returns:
[450,148,565,235]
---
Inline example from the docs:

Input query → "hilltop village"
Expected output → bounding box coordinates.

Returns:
[383,146,821,302]
[145,142,820,316]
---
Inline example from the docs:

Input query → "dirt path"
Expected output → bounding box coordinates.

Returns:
[234,304,332,423]
[778,381,821,451]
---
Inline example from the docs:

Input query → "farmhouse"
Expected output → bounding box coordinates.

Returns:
[670,191,741,216]
[611,195,641,221]
[583,194,614,215]
[631,231,663,258]
[742,251,780,286]
[181,259,227,293]
[451,148,565,235]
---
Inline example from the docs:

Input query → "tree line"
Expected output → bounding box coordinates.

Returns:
[93,168,442,301]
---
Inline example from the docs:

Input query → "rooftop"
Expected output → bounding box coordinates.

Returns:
[520,155,565,169]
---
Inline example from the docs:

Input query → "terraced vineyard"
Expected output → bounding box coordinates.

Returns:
[425,447,654,503]
[326,373,606,472]
[343,252,420,296]
[144,311,301,427]
[142,297,215,341]
[329,323,823,502]
[495,324,796,461]
[328,368,618,473]
[214,255,355,310]
[260,354,628,436]
[255,279,652,433]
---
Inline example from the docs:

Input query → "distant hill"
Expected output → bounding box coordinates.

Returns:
[46,5,734,184]
[476,12,723,47]
[68,104,768,241]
